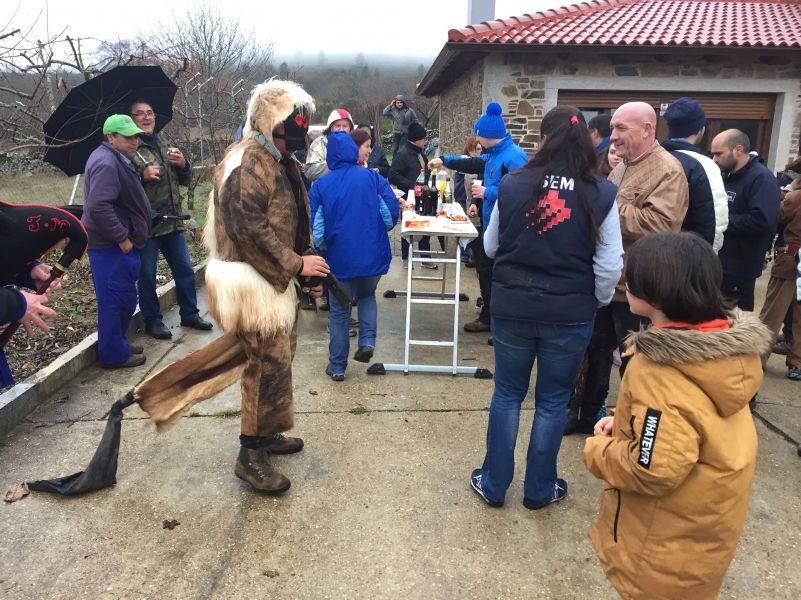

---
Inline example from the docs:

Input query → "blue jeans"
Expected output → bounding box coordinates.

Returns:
[328,275,381,374]
[137,231,199,326]
[480,317,594,503]
[89,247,141,365]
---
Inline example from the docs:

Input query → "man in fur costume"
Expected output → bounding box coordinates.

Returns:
[205,80,329,494]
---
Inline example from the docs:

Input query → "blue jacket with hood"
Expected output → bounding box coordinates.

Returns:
[443,134,528,225]
[309,132,399,281]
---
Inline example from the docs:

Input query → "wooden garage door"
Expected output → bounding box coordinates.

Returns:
[557,91,776,157]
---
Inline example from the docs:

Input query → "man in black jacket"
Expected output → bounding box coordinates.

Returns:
[388,122,436,268]
[662,97,728,252]
[711,129,781,310]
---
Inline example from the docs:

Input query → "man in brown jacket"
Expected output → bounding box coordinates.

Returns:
[607,102,689,359]
[205,80,329,494]
[759,176,801,381]
[566,103,689,435]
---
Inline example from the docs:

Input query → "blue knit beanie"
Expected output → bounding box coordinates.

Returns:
[663,97,706,139]
[474,102,507,139]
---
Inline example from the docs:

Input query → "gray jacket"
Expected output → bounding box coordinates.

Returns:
[382,103,418,134]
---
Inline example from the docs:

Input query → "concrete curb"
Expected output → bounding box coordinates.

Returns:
[0,262,207,439]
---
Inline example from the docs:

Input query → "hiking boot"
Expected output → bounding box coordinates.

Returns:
[145,322,172,339]
[353,346,374,363]
[523,478,568,510]
[464,319,490,333]
[101,354,146,369]
[470,468,504,508]
[234,447,291,494]
[325,366,345,382]
[788,366,801,381]
[773,337,791,356]
[262,433,304,455]
[129,344,144,355]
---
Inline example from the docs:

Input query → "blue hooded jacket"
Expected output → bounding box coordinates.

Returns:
[309,132,399,281]
[444,134,527,224]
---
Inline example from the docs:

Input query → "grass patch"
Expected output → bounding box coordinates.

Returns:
[209,408,241,418]
[349,405,368,415]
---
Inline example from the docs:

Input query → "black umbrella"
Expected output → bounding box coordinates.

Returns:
[43,65,177,176]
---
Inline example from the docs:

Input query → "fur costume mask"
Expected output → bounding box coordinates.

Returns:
[241,79,315,147]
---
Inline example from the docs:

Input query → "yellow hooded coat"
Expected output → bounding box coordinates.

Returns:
[584,313,772,599]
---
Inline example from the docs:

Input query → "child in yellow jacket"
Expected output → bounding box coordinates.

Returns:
[584,232,772,599]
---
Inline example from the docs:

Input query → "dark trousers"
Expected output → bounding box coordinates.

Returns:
[391,132,406,156]
[571,301,648,417]
[89,247,140,366]
[470,229,493,324]
[401,236,430,260]
[721,273,756,312]
[137,231,200,326]
[401,236,446,260]
[610,300,649,372]
[571,305,616,418]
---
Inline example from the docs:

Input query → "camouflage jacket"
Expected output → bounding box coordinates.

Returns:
[131,132,191,237]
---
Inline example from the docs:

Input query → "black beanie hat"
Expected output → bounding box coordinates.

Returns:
[407,121,427,142]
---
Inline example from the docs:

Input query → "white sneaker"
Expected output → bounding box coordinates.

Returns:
[402,259,409,269]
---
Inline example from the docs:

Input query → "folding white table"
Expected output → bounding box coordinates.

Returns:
[368,203,493,379]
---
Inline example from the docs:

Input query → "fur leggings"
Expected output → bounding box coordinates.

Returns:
[237,321,298,437]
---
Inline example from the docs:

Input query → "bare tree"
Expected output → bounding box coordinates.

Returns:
[142,3,275,206]
[0,5,132,150]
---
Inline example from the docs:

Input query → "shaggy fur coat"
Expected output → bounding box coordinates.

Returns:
[204,80,314,436]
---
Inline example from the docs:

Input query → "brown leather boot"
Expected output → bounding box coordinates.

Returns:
[262,433,304,455]
[234,447,291,495]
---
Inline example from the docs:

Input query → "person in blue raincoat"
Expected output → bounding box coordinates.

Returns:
[309,132,400,381]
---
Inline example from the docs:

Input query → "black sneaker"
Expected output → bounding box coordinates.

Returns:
[353,346,374,363]
[470,469,503,507]
[325,366,344,382]
[523,478,568,510]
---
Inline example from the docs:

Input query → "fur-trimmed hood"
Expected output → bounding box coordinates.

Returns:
[242,79,315,142]
[625,311,772,416]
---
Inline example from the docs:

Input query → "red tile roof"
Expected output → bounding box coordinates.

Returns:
[449,0,801,49]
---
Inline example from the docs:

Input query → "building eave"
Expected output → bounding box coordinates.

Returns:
[418,41,801,97]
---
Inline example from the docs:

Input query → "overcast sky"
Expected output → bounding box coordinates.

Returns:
[8,0,568,60]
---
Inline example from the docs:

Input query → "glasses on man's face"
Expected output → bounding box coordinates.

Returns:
[132,110,154,118]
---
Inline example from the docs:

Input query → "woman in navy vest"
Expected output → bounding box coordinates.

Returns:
[470,106,624,509]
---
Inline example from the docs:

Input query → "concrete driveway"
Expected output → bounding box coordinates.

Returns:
[1,260,799,599]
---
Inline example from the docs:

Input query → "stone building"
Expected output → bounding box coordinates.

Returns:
[418,0,801,173]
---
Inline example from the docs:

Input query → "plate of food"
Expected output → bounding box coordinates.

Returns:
[404,218,431,229]
[448,214,469,222]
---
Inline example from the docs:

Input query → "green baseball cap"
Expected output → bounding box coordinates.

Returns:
[102,114,143,137]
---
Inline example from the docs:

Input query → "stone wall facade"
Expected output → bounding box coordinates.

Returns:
[471,51,801,171]
[438,61,484,155]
